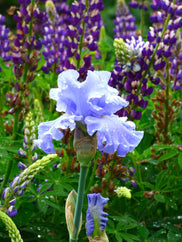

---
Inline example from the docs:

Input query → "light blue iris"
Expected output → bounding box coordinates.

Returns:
[35,69,144,155]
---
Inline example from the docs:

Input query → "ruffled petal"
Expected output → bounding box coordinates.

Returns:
[35,114,77,153]
[85,115,144,157]
[49,69,128,119]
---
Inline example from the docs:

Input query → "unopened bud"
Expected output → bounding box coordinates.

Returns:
[65,190,82,239]
[73,125,97,167]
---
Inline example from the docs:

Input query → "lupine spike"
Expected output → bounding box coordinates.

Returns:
[34,99,44,125]
[2,154,57,215]
[0,210,23,242]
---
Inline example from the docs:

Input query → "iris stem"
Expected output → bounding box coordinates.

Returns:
[85,158,97,194]
[70,166,88,241]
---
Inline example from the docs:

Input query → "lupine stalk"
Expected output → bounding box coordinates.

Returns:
[164,58,170,139]
[1,154,57,216]
[0,210,23,242]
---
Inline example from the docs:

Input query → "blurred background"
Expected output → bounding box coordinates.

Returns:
[0,0,152,37]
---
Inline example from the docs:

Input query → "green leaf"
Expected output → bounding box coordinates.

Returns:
[167,230,182,241]
[164,197,178,210]
[178,152,182,169]
[119,232,140,241]
[115,233,123,242]
[38,183,52,194]
[158,150,178,162]
[52,183,68,196]
[154,193,165,203]
[44,199,62,212]
[37,199,47,214]
[117,221,138,231]
[138,224,149,240]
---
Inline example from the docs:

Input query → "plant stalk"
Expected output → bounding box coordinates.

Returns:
[164,58,170,142]
[70,166,88,241]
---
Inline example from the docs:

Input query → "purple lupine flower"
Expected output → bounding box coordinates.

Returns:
[41,0,69,73]
[12,0,46,79]
[110,36,158,120]
[9,198,17,206]
[149,0,182,72]
[6,206,17,217]
[0,14,11,70]
[35,69,144,156]
[63,0,104,80]
[129,0,148,11]
[85,193,109,236]
[114,0,136,40]
[1,187,10,200]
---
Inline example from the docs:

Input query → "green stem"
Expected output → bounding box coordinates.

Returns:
[0,116,5,136]
[12,111,20,140]
[164,58,170,141]
[140,0,145,36]
[132,153,144,191]
[70,166,88,241]
[2,110,20,191]
[76,0,89,70]
[85,158,97,194]
[22,0,35,84]
[0,160,13,192]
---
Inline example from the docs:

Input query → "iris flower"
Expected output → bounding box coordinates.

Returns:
[35,69,143,156]
[85,193,109,237]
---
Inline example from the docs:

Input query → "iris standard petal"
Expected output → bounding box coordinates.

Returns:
[49,69,128,119]
[85,115,144,157]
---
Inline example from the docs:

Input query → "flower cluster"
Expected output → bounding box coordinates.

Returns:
[0,210,23,242]
[34,99,44,125]
[12,0,45,80]
[147,0,182,146]
[35,69,144,157]
[114,186,131,199]
[1,154,57,217]
[18,112,38,164]
[89,153,136,196]
[41,0,69,74]
[129,0,148,11]
[110,36,158,120]
[64,0,104,80]
[149,0,182,84]
[0,14,11,70]
[113,0,136,40]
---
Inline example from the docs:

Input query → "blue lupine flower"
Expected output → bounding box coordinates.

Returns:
[35,69,144,156]
[85,193,109,236]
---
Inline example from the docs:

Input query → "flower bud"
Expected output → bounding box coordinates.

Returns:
[65,190,82,240]
[114,186,131,199]
[73,125,97,167]
[114,38,130,64]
